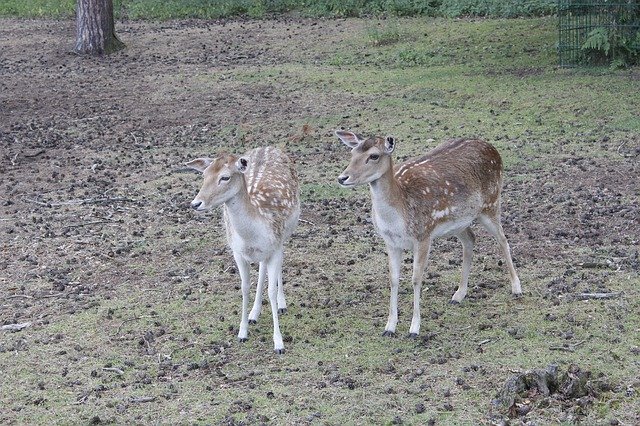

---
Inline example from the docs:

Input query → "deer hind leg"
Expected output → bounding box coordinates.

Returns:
[383,246,403,337]
[478,213,522,296]
[248,262,267,324]
[266,250,285,354]
[409,240,431,337]
[451,227,475,304]
[233,252,252,342]
[276,266,287,315]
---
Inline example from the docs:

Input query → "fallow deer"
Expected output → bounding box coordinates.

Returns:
[186,146,300,354]
[336,131,521,337]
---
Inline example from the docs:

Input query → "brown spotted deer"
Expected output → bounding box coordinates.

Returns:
[336,131,521,337]
[186,146,300,354]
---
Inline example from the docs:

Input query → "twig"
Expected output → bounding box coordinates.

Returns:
[130,396,156,403]
[114,315,152,336]
[102,367,124,375]
[1,322,32,331]
[115,316,142,336]
[64,220,111,229]
[577,262,607,269]
[37,292,66,299]
[24,149,45,158]
[175,167,197,174]
[25,197,137,207]
[11,152,19,166]
[3,294,33,300]
[71,390,93,405]
[549,346,575,352]
[477,339,492,346]
[576,292,622,300]
[616,140,629,157]
[549,340,586,352]
[3,292,64,300]
[299,218,316,226]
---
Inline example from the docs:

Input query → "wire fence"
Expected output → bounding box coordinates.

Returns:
[558,0,640,66]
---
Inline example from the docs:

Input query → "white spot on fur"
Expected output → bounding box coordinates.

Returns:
[431,208,450,220]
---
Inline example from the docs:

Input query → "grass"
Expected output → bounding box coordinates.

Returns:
[1,10,639,426]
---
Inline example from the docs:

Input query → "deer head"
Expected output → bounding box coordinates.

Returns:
[336,130,396,187]
[186,154,249,211]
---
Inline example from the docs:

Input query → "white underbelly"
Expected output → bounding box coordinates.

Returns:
[228,233,274,262]
[431,217,474,239]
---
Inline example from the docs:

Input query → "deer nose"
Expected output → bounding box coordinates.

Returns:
[191,200,202,210]
[337,175,349,185]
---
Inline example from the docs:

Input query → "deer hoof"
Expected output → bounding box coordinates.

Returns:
[278,308,288,315]
[248,319,257,325]
[382,330,395,337]
[238,337,248,343]
[512,292,523,299]
[408,333,419,339]
[449,299,461,305]
[274,348,285,355]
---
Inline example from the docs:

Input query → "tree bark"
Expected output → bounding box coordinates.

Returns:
[74,0,125,55]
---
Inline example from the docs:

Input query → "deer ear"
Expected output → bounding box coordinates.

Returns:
[185,158,213,173]
[335,130,365,149]
[236,157,249,173]
[384,136,396,153]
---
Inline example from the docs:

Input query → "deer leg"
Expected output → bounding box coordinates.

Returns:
[451,228,475,304]
[409,240,431,337]
[478,214,522,296]
[266,250,285,354]
[276,263,287,315]
[383,246,403,337]
[249,262,267,324]
[233,252,251,342]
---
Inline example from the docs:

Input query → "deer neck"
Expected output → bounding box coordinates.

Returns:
[223,179,260,231]
[369,164,404,215]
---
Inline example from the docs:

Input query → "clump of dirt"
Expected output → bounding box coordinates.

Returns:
[493,364,615,420]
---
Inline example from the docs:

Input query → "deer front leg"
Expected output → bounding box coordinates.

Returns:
[233,252,251,342]
[266,250,285,354]
[248,262,267,324]
[409,240,431,337]
[383,246,403,337]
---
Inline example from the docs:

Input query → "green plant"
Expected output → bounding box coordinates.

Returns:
[582,27,611,57]
[581,26,640,67]
[367,19,401,46]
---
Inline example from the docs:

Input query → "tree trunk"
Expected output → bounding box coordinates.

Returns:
[74,0,125,55]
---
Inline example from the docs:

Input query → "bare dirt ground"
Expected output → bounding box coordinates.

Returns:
[1,18,639,425]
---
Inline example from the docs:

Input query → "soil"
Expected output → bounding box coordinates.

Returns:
[1,18,639,425]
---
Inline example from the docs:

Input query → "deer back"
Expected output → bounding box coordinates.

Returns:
[393,138,504,238]
[240,146,300,240]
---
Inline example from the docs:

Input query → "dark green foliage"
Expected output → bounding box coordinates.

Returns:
[0,0,557,19]
[438,0,556,18]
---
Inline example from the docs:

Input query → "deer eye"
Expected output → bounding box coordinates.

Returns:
[219,176,230,183]
[368,154,380,161]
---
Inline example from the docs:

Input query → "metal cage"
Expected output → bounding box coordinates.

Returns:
[558,0,640,66]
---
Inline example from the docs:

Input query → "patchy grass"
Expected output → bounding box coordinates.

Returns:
[1,14,639,426]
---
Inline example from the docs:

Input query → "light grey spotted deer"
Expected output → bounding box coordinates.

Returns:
[186,146,300,354]
[336,130,521,337]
